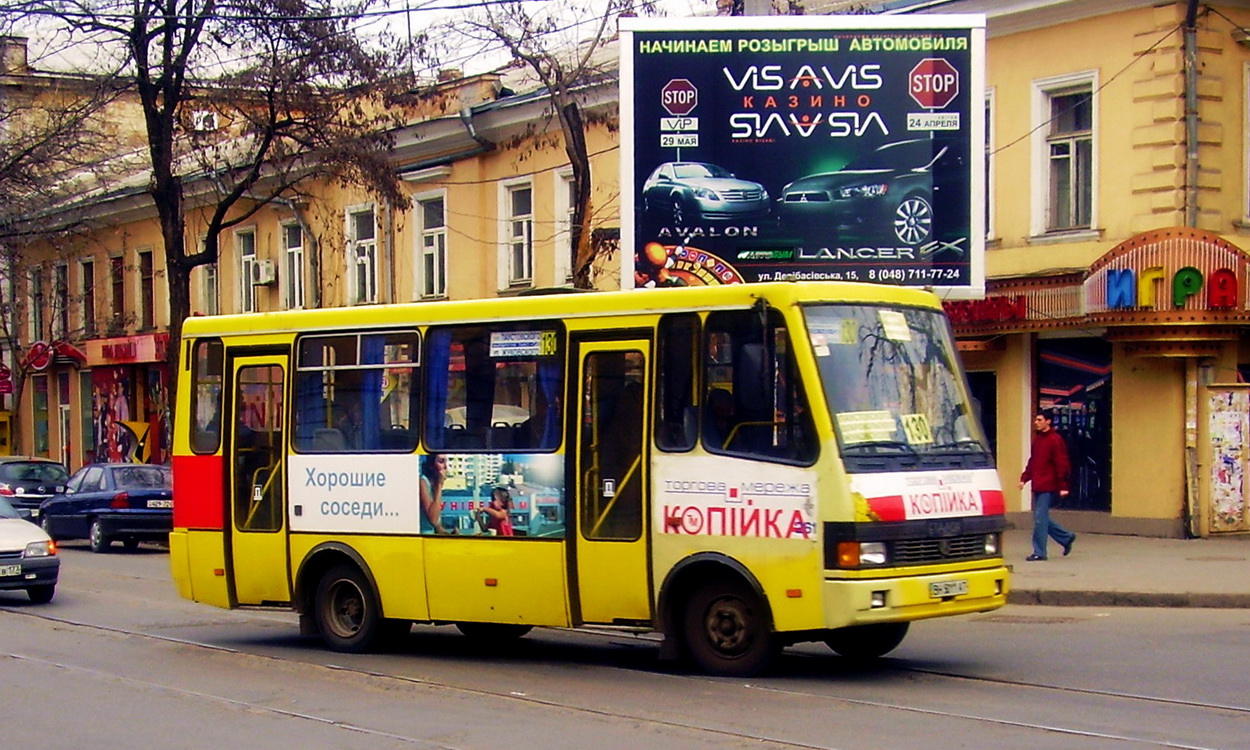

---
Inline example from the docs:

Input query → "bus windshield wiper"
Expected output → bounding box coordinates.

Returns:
[929,438,986,453]
[841,439,918,455]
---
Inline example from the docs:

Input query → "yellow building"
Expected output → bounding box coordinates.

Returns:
[13,2,1250,537]
[917,0,1250,537]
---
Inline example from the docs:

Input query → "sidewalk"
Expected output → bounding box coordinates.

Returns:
[1003,528,1250,608]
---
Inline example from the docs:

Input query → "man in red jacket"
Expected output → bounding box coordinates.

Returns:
[1018,410,1077,561]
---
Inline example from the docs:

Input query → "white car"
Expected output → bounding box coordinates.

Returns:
[0,495,59,603]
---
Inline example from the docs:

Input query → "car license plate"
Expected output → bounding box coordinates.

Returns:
[0,564,21,577]
[930,579,969,598]
[148,499,173,509]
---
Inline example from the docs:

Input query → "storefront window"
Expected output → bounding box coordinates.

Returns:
[79,371,93,464]
[1036,338,1112,511]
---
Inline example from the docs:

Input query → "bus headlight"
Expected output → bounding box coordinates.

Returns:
[984,533,1000,556]
[837,540,888,567]
[860,542,888,566]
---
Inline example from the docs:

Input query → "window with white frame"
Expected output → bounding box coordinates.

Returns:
[29,267,45,340]
[80,260,95,335]
[138,249,154,329]
[283,223,305,310]
[418,195,447,298]
[203,263,219,316]
[505,182,533,285]
[555,169,575,284]
[1035,74,1095,234]
[348,206,378,304]
[237,229,257,313]
[53,264,68,338]
[985,91,995,240]
[109,255,124,331]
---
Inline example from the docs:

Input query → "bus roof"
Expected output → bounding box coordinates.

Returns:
[182,281,944,337]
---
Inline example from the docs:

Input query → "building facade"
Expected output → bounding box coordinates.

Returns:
[921,0,1250,536]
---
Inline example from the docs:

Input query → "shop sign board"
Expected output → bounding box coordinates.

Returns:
[1083,228,1250,313]
[621,15,986,298]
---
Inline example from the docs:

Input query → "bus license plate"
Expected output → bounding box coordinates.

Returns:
[930,579,968,598]
[0,564,21,577]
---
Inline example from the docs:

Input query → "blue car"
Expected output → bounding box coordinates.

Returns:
[39,463,173,553]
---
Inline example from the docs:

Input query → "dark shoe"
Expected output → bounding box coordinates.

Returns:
[1026,554,1047,561]
[1062,535,1076,557]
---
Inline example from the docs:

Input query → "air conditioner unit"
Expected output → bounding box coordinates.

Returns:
[191,110,219,133]
[251,259,276,286]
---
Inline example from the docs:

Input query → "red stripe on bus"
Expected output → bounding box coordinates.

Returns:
[981,489,1005,515]
[866,495,907,521]
[173,454,224,530]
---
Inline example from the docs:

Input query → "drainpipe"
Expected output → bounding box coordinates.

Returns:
[1183,0,1201,537]
[459,106,495,150]
[1184,0,1200,227]
[1184,359,1200,537]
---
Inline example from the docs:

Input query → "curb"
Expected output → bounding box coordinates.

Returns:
[1008,590,1250,608]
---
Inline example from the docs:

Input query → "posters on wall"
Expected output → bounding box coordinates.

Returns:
[1208,389,1250,533]
[91,366,169,464]
[621,15,985,296]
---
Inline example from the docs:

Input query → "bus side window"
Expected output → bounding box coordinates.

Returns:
[293,331,420,453]
[656,313,699,452]
[424,324,564,453]
[190,339,224,454]
[703,309,817,464]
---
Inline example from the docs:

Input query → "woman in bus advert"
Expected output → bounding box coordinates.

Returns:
[419,453,451,535]
[483,487,515,536]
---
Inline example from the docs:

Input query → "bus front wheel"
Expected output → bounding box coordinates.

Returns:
[683,579,777,677]
[315,564,384,653]
[824,622,910,661]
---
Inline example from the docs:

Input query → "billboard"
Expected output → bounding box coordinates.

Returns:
[621,15,986,297]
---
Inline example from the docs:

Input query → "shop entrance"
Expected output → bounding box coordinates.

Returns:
[966,371,998,459]
[1037,338,1112,512]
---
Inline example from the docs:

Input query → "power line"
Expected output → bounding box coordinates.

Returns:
[990,20,1182,157]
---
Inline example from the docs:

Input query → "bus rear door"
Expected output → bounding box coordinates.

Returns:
[227,354,290,606]
[572,339,652,625]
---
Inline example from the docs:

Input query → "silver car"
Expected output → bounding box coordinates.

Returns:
[642,161,769,225]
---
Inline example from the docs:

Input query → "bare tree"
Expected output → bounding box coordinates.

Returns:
[14,0,414,404]
[437,1,653,289]
[0,29,125,448]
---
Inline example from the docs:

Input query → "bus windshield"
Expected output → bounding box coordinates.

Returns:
[803,303,989,465]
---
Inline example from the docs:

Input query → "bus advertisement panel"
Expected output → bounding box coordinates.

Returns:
[621,15,986,296]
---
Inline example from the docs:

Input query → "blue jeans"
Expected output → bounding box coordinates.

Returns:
[1032,491,1075,559]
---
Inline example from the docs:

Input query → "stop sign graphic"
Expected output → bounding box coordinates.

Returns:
[661,79,698,116]
[908,58,959,109]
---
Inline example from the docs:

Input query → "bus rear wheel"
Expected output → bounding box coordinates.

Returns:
[315,564,383,653]
[683,579,777,677]
[824,622,910,661]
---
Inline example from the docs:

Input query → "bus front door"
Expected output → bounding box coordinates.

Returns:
[227,355,290,606]
[572,341,652,625]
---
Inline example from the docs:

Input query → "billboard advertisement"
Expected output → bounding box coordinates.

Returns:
[621,15,985,297]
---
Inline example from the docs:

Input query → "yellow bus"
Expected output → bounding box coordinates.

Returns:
[170,281,1008,676]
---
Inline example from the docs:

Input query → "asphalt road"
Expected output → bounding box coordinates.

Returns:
[3,542,1248,750]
